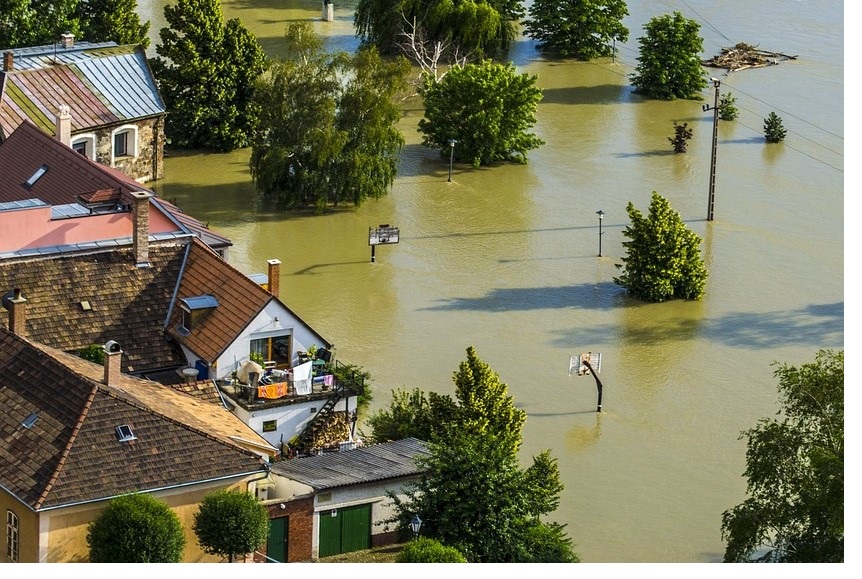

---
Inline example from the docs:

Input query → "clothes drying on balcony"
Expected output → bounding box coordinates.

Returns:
[292,361,313,395]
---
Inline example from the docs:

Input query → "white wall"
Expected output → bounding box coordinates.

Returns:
[232,394,357,448]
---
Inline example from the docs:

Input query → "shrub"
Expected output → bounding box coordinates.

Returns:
[396,537,467,562]
[764,111,787,142]
[87,493,185,562]
[718,93,739,120]
[79,344,105,365]
[668,121,693,153]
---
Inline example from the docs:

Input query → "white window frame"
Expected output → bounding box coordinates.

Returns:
[111,124,138,164]
[71,133,96,160]
[6,509,18,562]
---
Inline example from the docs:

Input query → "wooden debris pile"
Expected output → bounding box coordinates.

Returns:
[702,43,798,73]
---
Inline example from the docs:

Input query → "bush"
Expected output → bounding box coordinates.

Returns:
[79,344,105,365]
[718,93,739,120]
[516,521,580,563]
[396,537,467,562]
[193,489,269,562]
[668,121,693,153]
[87,493,185,562]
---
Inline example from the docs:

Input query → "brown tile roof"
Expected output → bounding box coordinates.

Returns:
[0,242,189,373]
[0,328,268,510]
[167,239,273,363]
[0,119,146,205]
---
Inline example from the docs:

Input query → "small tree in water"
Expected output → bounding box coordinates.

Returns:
[668,121,693,153]
[763,111,787,142]
[718,92,739,120]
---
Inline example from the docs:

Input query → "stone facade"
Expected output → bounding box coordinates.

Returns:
[88,116,165,183]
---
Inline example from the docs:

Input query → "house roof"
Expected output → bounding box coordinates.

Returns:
[0,328,268,511]
[154,198,232,251]
[0,242,190,373]
[0,42,165,138]
[269,438,430,491]
[0,119,147,205]
[166,239,274,363]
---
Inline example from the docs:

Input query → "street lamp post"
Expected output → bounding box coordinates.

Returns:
[596,210,605,257]
[447,139,457,182]
[410,515,422,541]
[702,78,721,221]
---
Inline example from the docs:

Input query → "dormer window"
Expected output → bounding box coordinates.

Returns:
[71,134,96,160]
[178,295,219,333]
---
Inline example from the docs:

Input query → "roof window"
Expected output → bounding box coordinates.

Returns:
[115,425,137,442]
[21,412,38,429]
[23,165,48,188]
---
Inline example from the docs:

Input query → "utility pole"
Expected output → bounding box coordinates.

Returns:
[702,78,721,221]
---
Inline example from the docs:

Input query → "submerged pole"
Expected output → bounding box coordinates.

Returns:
[582,358,603,412]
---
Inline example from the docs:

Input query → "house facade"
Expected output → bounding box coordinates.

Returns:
[0,36,166,183]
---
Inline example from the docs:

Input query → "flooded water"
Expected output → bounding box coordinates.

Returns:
[139,0,843,563]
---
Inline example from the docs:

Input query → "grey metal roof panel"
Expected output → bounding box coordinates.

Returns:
[270,438,430,491]
[73,49,164,120]
[3,42,117,69]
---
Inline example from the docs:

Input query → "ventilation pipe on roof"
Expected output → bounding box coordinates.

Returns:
[267,259,281,299]
[7,288,27,337]
[103,340,122,386]
[56,105,71,146]
[3,51,12,72]
[130,191,153,267]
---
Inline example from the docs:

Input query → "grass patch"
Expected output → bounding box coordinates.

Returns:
[316,543,405,563]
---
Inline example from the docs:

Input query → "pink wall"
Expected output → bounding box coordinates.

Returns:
[0,203,181,252]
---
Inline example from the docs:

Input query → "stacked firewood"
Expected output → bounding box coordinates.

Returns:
[306,413,352,451]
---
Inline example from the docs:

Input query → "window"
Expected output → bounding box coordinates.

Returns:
[250,334,292,368]
[115,425,137,442]
[178,295,219,333]
[71,134,96,160]
[6,510,18,562]
[111,125,138,162]
[262,420,277,433]
[23,165,48,188]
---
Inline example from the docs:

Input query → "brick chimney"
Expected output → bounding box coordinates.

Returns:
[56,105,71,146]
[267,259,281,298]
[3,51,12,72]
[60,33,75,49]
[130,191,153,267]
[103,341,122,386]
[7,288,26,337]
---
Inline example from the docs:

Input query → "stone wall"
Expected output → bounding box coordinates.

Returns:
[91,116,165,183]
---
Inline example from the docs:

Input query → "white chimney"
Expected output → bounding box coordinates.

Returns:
[56,105,71,146]
[60,33,75,49]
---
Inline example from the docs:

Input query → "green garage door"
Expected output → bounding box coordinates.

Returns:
[318,503,371,557]
[267,516,288,563]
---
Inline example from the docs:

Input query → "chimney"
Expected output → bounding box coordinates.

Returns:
[130,191,153,267]
[103,341,122,386]
[3,51,12,72]
[60,33,74,49]
[56,105,71,146]
[267,259,281,298]
[8,288,27,337]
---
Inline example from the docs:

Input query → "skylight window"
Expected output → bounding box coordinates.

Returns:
[21,412,38,429]
[24,165,48,188]
[115,425,137,442]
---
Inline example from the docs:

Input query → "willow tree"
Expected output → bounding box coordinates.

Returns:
[354,0,524,60]
[523,0,629,60]
[250,22,410,212]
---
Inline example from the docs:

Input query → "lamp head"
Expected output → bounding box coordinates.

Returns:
[596,210,605,220]
[448,138,457,147]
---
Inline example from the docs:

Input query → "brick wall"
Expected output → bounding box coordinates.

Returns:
[256,496,314,563]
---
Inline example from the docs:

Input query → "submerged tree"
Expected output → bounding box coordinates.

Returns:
[668,121,693,153]
[418,60,544,167]
[763,111,787,142]
[523,0,629,60]
[721,350,843,562]
[718,92,739,121]
[630,12,707,100]
[250,22,410,213]
[614,191,707,302]
[150,0,266,152]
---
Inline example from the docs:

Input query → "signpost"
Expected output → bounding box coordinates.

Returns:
[569,352,604,412]
[368,224,400,263]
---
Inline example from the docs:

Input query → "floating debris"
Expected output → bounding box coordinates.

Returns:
[702,42,798,73]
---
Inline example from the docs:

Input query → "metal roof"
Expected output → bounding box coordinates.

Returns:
[270,438,430,491]
[0,43,165,137]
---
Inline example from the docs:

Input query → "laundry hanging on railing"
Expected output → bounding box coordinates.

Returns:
[292,361,313,395]
[257,382,288,399]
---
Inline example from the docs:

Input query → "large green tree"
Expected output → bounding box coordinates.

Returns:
[523,0,629,60]
[0,0,79,48]
[379,347,578,562]
[630,11,707,100]
[250,22,410,212]
[418,60,544,167]
[87,493,185,562]
[721,350,843,563]
[150,0,266,152]
[193,489,269,563]
[614,191,707,302]
[76,0,149,47]
[354,0,524,60]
